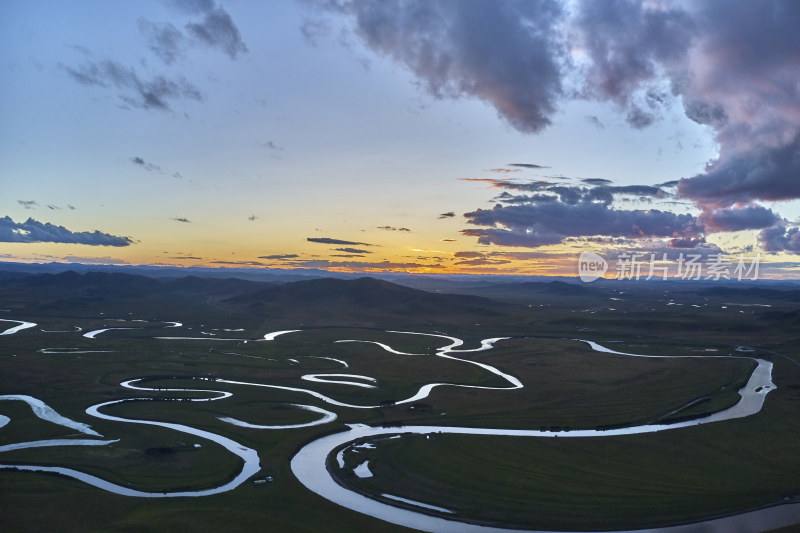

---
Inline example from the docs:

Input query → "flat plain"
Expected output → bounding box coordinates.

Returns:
[0,271,798,532]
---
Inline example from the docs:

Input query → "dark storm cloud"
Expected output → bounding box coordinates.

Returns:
[508,163,550,169]
[582,178,613,186]
[306,237,372,246]
[493,183,666,206]
[607,185,666,198]
[759,225,800,253]
[334,247,371,254]
[678,137,800,207]
[0,216,133,246]
[461,176,695,248]
[138,19,185,65]
[463,202,698,248]
[572,1,800,219]
[305,0,567,133]
[676,1,800,152]
[66,60,202,110]
[186,8,248,59]
[313,1,800,235]
[571,0,693,129]
[668,237,707,249]
[493,192,554,206]
[698,205,781,232]
[307,0,686,132]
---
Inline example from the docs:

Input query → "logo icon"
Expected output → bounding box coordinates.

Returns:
[578,251,608,282]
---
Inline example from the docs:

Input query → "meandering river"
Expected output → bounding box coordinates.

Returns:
[1,325,797,530]
[290,335,795,533]
[0,319,37,336]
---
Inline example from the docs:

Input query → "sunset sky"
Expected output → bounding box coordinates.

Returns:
[2,1,800,278]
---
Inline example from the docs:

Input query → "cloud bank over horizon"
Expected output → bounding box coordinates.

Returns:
[0,217,134,247]
[307,0,800,252]
[460,178,785,250]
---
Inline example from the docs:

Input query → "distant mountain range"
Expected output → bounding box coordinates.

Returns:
[0,270,512,327]
[2,260,797,289]
[1,266,798,329]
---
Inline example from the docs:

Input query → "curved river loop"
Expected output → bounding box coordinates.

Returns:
[1,322,798,530]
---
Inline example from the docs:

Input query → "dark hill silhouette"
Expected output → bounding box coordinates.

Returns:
[223,276,512,326]
[0,271,513,326]
[230,277,446,305]
[0,271,167,314]
[226,276,502,306]
[164,275,268,294]
[448,279,604,304]
[17,271,162,295]
[11,271,262,299]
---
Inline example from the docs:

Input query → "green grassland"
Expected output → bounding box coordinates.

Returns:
[0,273,798,532]
[338,422,799,531]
